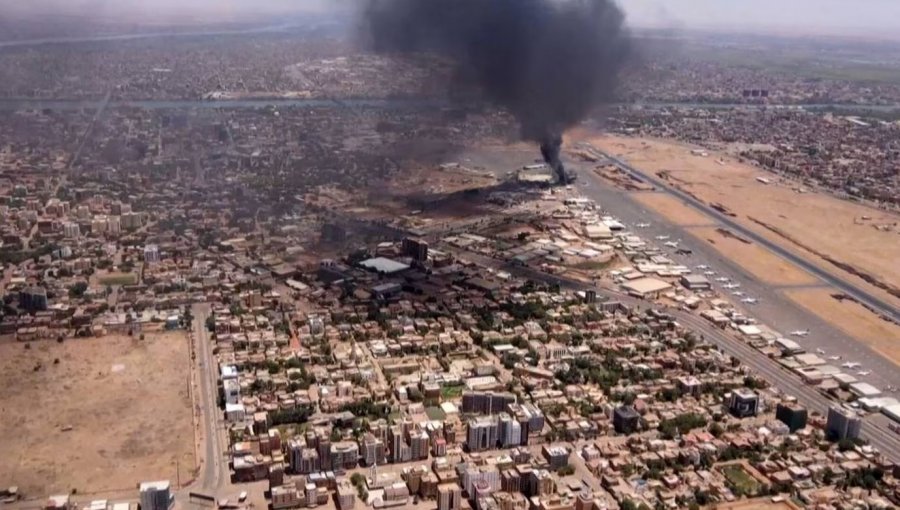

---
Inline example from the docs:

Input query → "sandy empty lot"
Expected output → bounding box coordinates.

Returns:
[574,132,900,310]
[686,227,819,287]
[0,332,195,497]
[713,499,801,510]
[632,192,715,226]
[785,289,900,365]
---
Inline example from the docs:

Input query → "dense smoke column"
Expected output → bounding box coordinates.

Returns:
[540,135,566,184]
[364,0,630,183]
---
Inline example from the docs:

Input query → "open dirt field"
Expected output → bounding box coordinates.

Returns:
[714,499,801,510]
[0,331,195,497]
[573,132,900,310]
[632,191,719,226]
[686,227,819,286]
[785,289,900,365]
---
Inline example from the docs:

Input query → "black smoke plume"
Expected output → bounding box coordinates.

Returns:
[364,0,630,183]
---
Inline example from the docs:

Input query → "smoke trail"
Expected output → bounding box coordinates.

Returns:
[364,0,630,183]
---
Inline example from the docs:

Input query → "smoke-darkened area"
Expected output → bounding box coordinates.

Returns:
[364,0,631,182]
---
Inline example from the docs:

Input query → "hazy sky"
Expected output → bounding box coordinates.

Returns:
[622,0,900,36]
[3,0,900,36]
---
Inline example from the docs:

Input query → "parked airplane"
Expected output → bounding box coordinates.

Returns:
[842,362,861,369]
[828,356,841,361]
[704,271,716,276]
[715,277,730,282]
[664,241,679,248]
[723,283,740,290]
[732,291,744,296]
[636,223,651,228]
[816,348,826,355]
[857,370,872,376]
[741,297,759,304]
[696,265,709,270]
[790,329,810,337]
[656,235,670,240]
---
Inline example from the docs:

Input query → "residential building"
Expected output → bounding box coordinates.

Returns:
[467,416,498,452]
[728,389,760,418]
[437,484,461,510]
[776,402,808,432]
[612,406,641,435]
[139,481,172,510]
[826,406,862,441]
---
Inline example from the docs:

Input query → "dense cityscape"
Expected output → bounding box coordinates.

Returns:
[1,5,900,510]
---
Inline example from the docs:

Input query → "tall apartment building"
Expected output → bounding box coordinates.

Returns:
[330,442,359,470]
[408,429,430,461]
[826,406,862,441]
[466,416,499,452]
[462,391,517,415]
[498,413,522,448]
[437,484,462,510]
[139,481,172,510]
[361,433,385,466]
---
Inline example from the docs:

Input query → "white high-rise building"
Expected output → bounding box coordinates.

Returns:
[63,223,81,238]
[143,244,160,263]
[139,481,172,510]
[107,216,121,234]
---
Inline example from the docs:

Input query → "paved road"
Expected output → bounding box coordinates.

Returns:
[191,303,228,492]
[592,147,900,325]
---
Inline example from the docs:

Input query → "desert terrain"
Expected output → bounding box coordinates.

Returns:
[631,191,716,227]
[785,289,900,364]
[0,332,196,497]
[685,226,820,287]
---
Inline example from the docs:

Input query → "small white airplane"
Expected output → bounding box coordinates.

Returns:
[723,283,740,289]
[696,265,709,270]
[715,277,730,282]
[636,222,651,228]
[842,362,861,369]
[656,235,670,240]
[790,329,810,337]
[664,241,679,248]
[815,348,826,355]
[704,271,716,276]
[857,370,872,376]
[741,297,759,304]
[828,355,841,361]
[732,291,745,296]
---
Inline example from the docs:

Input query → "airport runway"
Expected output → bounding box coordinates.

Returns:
[574,169,900,393]
[594,148,900,325]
